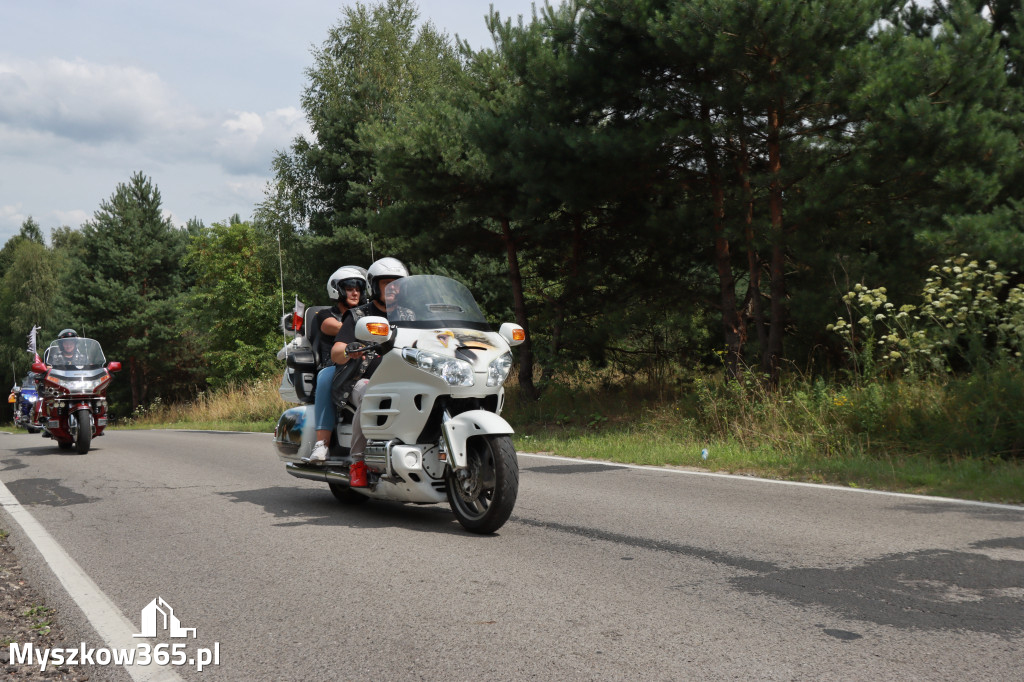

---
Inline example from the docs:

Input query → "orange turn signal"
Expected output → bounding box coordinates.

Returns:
[512,328,526,342]
[366,322,391,337]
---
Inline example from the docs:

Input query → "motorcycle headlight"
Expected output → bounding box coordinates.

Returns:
[26,395,37,402]
[48,375,107,394]
[487,352,514,387]
[402,348,475,387]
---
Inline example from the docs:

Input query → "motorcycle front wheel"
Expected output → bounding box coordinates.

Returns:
[446,434,518,534]
[74,409,92,454]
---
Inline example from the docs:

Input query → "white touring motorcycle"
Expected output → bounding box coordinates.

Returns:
[274,275,525,534]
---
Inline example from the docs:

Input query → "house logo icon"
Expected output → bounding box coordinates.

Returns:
[132,597,197,639]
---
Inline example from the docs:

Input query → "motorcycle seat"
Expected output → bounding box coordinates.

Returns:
[302,305,332,369]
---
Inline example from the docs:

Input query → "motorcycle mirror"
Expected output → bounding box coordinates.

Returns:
[30,361,47,374]
[107,361,122,373]
[499,323,526,347]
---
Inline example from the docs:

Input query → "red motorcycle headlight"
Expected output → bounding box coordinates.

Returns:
[43,375,69,394]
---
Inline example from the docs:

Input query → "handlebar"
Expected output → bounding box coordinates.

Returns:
[345,339,390,357]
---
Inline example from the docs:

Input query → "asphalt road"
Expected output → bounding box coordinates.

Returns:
[1,429,1022,681]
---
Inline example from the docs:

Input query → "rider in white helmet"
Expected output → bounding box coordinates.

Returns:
[306,266,368,465]
[326,257,410,485]
[319,265,367,363]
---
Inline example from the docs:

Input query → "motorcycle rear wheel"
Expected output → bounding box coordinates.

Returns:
[74,409,92,454]
[446,434,518,534]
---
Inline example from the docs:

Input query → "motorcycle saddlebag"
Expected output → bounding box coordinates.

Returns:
[286,349,318,404]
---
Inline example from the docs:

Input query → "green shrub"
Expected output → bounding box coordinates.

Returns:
[830,254,1024,378]
[921,365,1024,458]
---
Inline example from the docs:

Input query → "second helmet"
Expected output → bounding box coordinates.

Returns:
[367,257,409,301]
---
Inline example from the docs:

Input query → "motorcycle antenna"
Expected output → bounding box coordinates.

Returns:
[277,228,288,357]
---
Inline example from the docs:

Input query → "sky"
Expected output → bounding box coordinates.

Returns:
[0,0,543,245]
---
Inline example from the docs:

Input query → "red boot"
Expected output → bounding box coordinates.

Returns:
[349,460,367,488]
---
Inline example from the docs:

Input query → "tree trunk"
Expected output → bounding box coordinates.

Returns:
[129,356,141,411]
[703,103,743,379]
[763,97,787,385]
[738,136,766,355]
[550,214,584,360]
[500,217,538,400]
[712,181,743,379]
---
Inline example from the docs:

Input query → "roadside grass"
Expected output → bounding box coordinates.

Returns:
[23,605,52,635]
[116,419,278,433]
[9,368,1019,505]
[116,378,285,434]
[516,425,1024,504]
[502,367,1024,505]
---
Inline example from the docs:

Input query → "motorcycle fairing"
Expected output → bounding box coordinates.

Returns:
[45,368,108,383]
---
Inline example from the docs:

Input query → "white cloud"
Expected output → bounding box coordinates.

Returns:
[1,203,27,230]
[0,57,191,144]
[0,57,305,178]
[0,57,311,241]
[52,209,90,229]
[215,107,308,175]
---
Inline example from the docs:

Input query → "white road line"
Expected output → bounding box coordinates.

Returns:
[0,478,183,681]
[518,452,1024,512]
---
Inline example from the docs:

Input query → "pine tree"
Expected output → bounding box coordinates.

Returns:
[69,172,194,410]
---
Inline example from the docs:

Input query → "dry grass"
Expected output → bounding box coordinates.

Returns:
[124,376,287,430]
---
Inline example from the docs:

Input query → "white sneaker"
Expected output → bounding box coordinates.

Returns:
[306,440,329,463]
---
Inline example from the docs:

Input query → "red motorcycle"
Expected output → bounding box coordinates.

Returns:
[31,338,121,453]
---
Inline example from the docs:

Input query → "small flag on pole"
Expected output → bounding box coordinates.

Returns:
[293,296,305,333]
[26,325,42,365]
[26,325,40,354]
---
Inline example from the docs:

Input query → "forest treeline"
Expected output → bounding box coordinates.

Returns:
[2,0,1022,414]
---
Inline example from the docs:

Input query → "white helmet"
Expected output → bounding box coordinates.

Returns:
[326,265,368,302]
[367,257,409,301]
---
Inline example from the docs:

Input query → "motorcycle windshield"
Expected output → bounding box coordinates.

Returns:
[43,338,107,370]
[384,275,491,332]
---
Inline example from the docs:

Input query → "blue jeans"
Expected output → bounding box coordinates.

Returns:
[314,365,336,431]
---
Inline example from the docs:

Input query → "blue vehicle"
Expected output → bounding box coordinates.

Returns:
[8,373,42,433]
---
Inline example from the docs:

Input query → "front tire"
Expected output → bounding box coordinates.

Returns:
[74,409,92,454]
[446,434,518,534]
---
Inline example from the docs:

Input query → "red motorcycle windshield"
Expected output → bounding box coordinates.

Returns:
[43,338,108,370]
